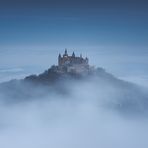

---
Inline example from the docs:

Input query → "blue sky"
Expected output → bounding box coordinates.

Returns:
[0,0,147,47]
[0,0,148,85]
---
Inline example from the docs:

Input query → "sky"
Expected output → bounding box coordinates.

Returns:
[0,0,148,85]
[0,0,147,46]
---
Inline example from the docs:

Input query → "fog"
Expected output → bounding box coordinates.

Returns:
[0,72,148,148]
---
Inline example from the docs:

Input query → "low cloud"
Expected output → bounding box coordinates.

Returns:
[0,71,148,148]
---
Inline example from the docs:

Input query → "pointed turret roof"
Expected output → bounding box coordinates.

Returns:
[63,49,68,56]
[58,53,61,57]
[72,51,75,57]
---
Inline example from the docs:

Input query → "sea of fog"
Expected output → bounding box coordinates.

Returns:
[0,48,148,148]
[0,73,148,148]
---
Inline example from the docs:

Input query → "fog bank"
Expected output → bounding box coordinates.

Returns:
[0,71,148,148]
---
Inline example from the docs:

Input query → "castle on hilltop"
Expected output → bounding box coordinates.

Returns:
[58,49,89,67]
[57,49,89,73]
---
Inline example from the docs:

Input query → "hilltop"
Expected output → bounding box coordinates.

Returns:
[24,49,96,85]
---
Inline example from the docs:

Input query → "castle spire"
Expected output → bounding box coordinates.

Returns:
[58,53,61,66]
[72,51,75,57]
[58,53,61,58]
[65,49,67,55]
[63,49,68,57]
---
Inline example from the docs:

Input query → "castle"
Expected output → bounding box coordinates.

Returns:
[58,49,89,66]
[58,49,89,73]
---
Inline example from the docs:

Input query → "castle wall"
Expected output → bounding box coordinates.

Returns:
[59,56,88,66]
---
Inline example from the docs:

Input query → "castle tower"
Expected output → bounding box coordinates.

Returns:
[63,49,68,57]
[58,54,61,66]
[72,52,75,57]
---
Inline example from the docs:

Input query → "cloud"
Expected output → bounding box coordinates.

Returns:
[0,69,148,148]
[0,68,24,73]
